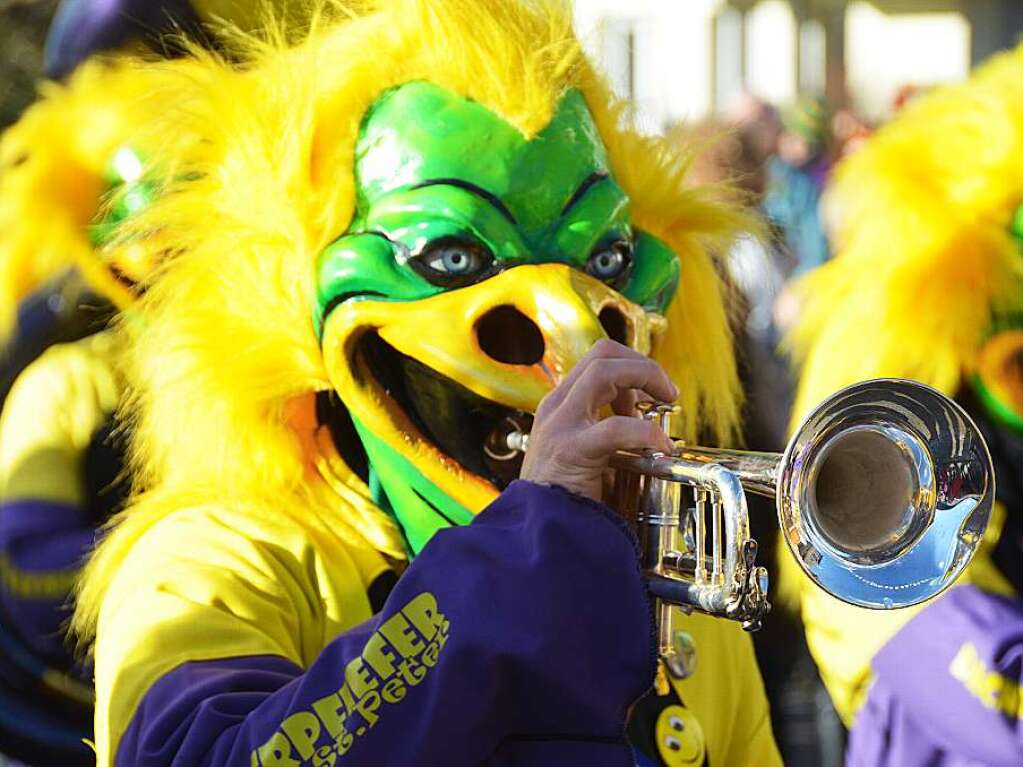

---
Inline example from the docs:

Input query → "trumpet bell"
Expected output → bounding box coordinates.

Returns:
[779,379,994,609]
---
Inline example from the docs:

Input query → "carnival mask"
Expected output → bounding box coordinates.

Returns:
[315,82,680,552]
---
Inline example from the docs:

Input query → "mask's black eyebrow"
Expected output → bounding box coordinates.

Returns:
[561,171,609,215]
[411,178,517,225]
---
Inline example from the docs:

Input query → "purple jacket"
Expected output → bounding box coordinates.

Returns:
[849,585,1023,766]
[117,481,659,765]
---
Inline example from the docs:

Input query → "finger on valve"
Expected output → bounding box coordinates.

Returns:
[520,341,676,502]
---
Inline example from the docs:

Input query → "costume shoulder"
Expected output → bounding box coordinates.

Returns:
[93,500,388,766]
[849,583,1023,765]
[0,330,122,503]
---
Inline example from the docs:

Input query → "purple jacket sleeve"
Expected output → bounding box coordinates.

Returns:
[0,499,95,666]
[116,480,657,766]
[848,585,1023,767]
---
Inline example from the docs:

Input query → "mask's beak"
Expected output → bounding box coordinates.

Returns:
[321,263,666,508]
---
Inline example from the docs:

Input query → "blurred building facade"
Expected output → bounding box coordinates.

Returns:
[7,2,1022,129]
[573,0,1023,125]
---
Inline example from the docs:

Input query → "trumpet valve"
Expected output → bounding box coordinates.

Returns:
[637,401,678,441]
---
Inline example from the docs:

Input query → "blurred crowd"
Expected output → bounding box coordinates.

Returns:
[678,90,904,454]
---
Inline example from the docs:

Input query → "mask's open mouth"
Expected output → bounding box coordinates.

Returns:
[358,331,532,488]
[317,267,657,503]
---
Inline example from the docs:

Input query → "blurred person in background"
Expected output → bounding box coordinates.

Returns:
[784,43,1023,767]
[830,108,872,161]
[681,107,794,449]
[762,94,832,280]
[681,107,844,767]
[726,96,791,351]
[728,91,783,191]
[0,2,270,764]
[817,108,872,258]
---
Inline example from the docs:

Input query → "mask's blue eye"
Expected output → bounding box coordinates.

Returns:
[586,240,633,285]
[410,236,495,288]
[427,244,480,274]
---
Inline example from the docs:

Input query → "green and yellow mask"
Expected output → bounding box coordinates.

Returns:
[316,82,680,552]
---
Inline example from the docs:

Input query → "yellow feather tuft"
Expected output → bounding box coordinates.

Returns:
[74,0,750,645]
[788,44,1023,424]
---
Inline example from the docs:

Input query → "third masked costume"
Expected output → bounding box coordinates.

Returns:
[0,2,270,762]
[786,43,1023,767]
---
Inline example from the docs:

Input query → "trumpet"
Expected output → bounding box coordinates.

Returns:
[505,379,994,678]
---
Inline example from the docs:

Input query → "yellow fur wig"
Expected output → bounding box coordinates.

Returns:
[74,0,751,644]
[788,44,1023,421]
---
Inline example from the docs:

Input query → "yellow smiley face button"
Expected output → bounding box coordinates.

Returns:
[655,705,706,766]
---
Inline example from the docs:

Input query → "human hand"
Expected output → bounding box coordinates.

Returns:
[520,339,677,502]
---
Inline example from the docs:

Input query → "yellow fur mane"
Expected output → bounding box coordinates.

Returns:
[74,0,749,644]
[788,44,1023,422]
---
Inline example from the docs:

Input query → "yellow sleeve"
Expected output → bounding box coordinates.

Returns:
[0,332,122,504]
[92,505,379,766]
[672,610,782,766]
[712,625,782,767]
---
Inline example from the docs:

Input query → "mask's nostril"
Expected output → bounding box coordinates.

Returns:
[599,305,630,346]
[475,305,546,365]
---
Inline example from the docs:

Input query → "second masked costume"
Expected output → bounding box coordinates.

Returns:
[786,43,1023,767]
[0,3,274,762]
[0,58,177,765]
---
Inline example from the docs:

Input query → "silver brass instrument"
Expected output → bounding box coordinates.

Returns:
[508,378,994,677]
